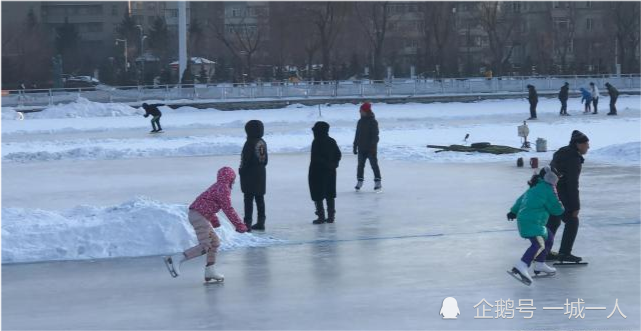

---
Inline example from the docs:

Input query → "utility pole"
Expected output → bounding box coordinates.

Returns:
[136,25,146,85]
[115,39,128,73]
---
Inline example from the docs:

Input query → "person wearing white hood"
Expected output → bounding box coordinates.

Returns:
[589,82,599,114]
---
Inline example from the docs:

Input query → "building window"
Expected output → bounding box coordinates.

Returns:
[112,5,118,15]
[586,18,593,30]
[512,2,521,13]
[232,8,241,17]
[168,9,178,18]
[586,1,592,8]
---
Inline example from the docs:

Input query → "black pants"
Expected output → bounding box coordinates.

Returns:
[546,211,579,255]
[609,96,618,114]
[592,98,598,113]
[151,115,162,131]
[560,100,567,114]
[314,198,335,218]
[529,102,537,118]
[357,150,381,181]
[243,194,265,225]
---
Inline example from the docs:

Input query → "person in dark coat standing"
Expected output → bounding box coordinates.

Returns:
[605,82,619,115]
[239,120,268,231]
[526,85,538,120]
[353,102,382,191]
[559,82,570,116]
[546,130,590,263]
[309,121,342,224]
[142,103,163,133]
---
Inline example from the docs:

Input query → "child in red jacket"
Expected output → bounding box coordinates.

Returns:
[164,166,247,282]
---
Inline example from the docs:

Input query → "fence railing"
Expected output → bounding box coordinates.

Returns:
[2,74,639,109]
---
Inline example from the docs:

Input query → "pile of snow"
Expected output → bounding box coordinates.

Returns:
[2,107,20,120]
[590,142,641,166]
[1,197,283,264]
[24,97,142,119]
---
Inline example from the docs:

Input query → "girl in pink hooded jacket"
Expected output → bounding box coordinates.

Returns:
[164,166,248,282]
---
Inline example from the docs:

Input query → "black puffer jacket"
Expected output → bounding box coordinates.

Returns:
[559,84,569,101]
[239,120,268,195]
[309,122,342,201]
[550,144,584,212]
[353,114,379,153]
[142,103,163,117]
[527,85,538,105]
[605,83,619,99]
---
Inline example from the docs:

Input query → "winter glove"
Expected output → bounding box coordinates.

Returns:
[353,146,357,155]
[507,212,517,221]
[143,113,149,118]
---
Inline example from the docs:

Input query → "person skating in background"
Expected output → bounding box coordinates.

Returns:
[546,130,590,263]
[605,82,619,115]
[309,121,342,224]
[240,120,268,231]
[507,166,565,285]
[164,166,248,282]
[142,102,163,133]
[579,88,592,114]
[353,102,382,191]
[526,85,538,120]
[589,82,599,114]
[558,82,570,116]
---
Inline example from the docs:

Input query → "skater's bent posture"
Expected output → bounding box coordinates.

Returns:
[579,88,592,114]
[142,102,163,132]
[507,166,564,284]
[164,166,248,282]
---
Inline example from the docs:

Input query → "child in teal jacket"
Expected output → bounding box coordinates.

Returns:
[507,166,565,284]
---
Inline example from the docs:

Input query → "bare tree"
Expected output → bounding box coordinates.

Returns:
[611,2,640,73]
[477,2,518,75]
[302,2,348,81]
[420,2,457,76]
[355,2,394,80]
[208,7,264,81]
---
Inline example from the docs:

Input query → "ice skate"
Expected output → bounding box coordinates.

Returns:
[533,261,556,276]
[374,180,382,193]
[554,253,588,266]
[204,265,224,282]
[354,180,363,191]
[163,253,184,278]
[507,260,533,286]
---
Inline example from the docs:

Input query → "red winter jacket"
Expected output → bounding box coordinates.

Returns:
[189,167,247,232]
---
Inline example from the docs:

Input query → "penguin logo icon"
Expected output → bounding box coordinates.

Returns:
[440,297,460,319]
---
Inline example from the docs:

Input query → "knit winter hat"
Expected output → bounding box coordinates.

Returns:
[540,166,560,186]
[564,82,569,86]
[360,102,372,113]
[570,130,589,144]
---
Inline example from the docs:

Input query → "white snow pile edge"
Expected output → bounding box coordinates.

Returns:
[22,97,142,119]
[590,142,641,166]
[1,196,283,264]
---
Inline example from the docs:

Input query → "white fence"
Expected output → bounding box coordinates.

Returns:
[2,74,639,109]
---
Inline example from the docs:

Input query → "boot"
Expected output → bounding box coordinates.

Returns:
[312,201,326,224]
[374,179,382,192]
[252,217,266,231]
[326,199,336,223]
[513,260,533,283]
[533,261,557,275]
[558,253,582,263]
[204,265,224,282]
[354,180,364,191]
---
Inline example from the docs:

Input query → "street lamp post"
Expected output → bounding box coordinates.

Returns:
[115,38,128,73]
[136,25,146,85]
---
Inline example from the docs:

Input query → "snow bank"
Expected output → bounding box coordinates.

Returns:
[1,197,283,264]
[23,97,142,119]
[590,142,641,166]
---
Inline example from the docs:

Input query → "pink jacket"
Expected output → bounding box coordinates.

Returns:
[189,167,248,232]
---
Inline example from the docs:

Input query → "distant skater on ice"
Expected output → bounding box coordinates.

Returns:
[353,102,382,192]
[142,102,163,133]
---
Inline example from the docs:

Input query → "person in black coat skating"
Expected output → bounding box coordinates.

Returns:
[527,85,538,120]
[546,130,590,263]
[309,121,342,224]
[558,82,569,116]
[353,102,382,191]
[605,82,619,115]
[239,120,268,231]
[142,103,163,132]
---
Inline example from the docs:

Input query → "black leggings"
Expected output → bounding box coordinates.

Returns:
[151,115,162,131]
[547,212,579,255]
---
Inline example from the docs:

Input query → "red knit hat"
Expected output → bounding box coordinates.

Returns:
[360,102,372,113]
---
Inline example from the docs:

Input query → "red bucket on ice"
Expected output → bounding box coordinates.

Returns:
[530,157,539,168]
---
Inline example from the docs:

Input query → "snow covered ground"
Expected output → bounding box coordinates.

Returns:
[2,95,640,263]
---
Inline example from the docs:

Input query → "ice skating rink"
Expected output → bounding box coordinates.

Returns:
[2,153,639,330]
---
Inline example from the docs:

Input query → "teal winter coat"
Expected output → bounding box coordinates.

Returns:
[510,181,565,239]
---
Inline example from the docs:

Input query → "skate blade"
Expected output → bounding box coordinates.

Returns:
[163,257,178,278]
[553,261,589,266]
[533,271,556,278]
[507,269,532,286]
[204,278,224,284]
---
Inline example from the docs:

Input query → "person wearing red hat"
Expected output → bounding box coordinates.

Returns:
[353,102,382,191]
